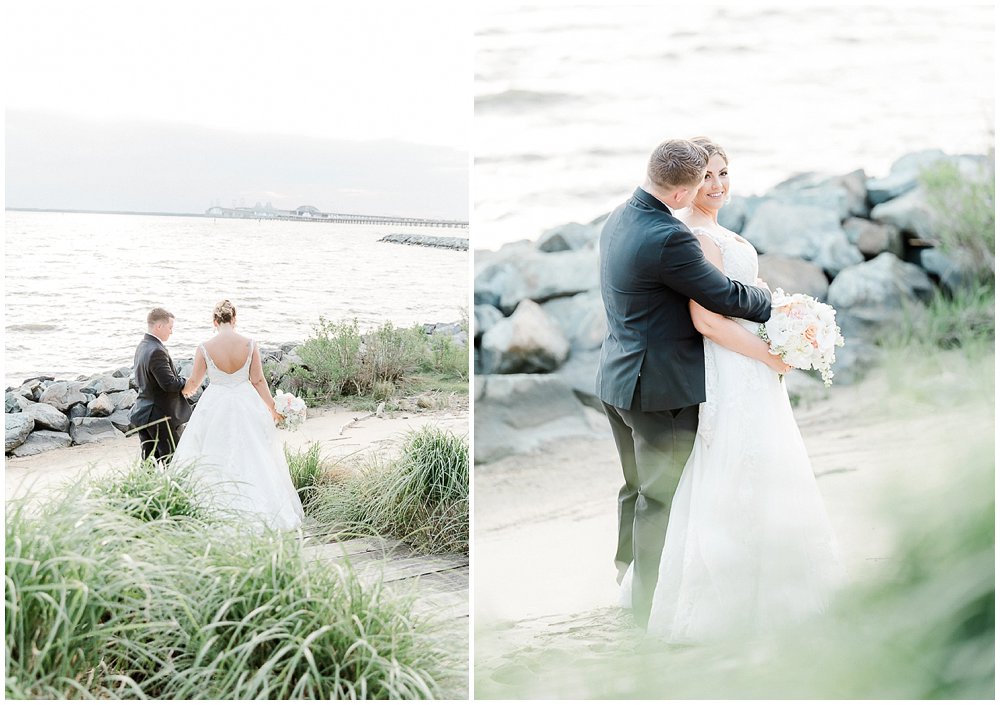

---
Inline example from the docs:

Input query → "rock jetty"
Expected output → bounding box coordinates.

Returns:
[380,233,469,251]
[474,149,992,463]
[5,321,468,458]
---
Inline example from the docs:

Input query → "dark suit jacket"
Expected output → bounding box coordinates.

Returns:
[597,187,773,412]
[129,333,192,428]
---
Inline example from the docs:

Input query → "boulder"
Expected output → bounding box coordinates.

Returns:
[866,149,948,204]
[870,187,936,239]
[38,382,88,412]
[111,365,133,378]
[480,300,570,374]
[66,402,89,421]
[69,417,125,445]
[756,255,830,301]
[919,248,981,294]
[81,375,130,396]
[827,253,935,341]
[16,379,43,401]
[843,217,904,258]
[6,413,34,452]
[474,304,504,343]
[829,338,882,386]
[474,374,595,464]
[87,393,115,418]
[19,401,70,433]
[551,348,602,410]
[717,194,766,234]
[10,430,72,457]
[108,408,133,433]
[768,169,869,220]
[537,221,601,252]
[475,248,600,314]
[741,201,863,276]
[540,290,607,351]
[5,392,22,414]
[108,388,139,410]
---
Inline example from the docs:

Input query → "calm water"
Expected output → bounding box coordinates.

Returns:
[4,211,468,385]
[475,3,994,250]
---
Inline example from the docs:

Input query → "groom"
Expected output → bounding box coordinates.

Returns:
[129,307,192,464]
[596,139,773,627]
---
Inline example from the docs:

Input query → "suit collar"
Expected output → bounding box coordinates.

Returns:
[144,332,167,350]
[633,186,672,215]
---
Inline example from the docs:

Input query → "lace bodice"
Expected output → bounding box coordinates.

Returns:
[691,226,758,288]
[201,339,254,387]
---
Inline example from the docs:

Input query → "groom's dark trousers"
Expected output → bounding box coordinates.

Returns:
[596,187,772,627]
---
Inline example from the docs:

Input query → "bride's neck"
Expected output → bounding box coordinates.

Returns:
[690,203,719,225]
[215,323,235,333]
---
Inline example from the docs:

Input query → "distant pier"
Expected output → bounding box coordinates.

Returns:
[205,205,468,229]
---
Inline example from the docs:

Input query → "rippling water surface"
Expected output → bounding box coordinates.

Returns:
[475,3,994,250]
[5,211,468,385]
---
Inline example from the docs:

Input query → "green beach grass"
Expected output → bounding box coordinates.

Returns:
[5,461,455,699]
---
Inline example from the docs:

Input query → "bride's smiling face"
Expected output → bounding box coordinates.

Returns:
[693,154,730,211]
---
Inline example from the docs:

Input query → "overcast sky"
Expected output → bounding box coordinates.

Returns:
[5,0,470,218]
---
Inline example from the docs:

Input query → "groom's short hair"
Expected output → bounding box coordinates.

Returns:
[647,139,709,189]
[147,308,174,326]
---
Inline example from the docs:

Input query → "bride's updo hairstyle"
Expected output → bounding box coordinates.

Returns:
[213,299,237,325]
[689,136,729,165]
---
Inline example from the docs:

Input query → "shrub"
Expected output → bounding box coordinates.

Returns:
[920,156,995,281]
[309,427,469,555]
[284,442,328,512]
[295,318,364,402]
[86,458,208,522]
[880,284,995,353]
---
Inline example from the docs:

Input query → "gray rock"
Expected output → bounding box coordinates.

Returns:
[866,149,948,204]
[768,169,869,221]
[756,255,829,301]
[480,300,570,374]
[111,365,133,378]
[108,388,139,410]
[551,348,602,410]
[919,248,981,294]
[108,408,133,433]
[829,338,882,385]
[783,369,829,407]
[476,248,600,314]
[717,194,766,234]
[87,393,115,418]
[474,374,595,464]
[66,402,89,421]
[6,413,34,452]
[540,290,607,352]
[827,253,935,341]
[843,217,905,259]
[81,375,129,395]
[178,361,194,379]
[379,233,468,250]
[16,379,43,401]
[537,221,601,252]
[10,430,73,457]
[474,304,505,343]
[870,187,936,239]
[38,382,88,412]
[69,417,125,445]
[5,392,22,414]
[742,201,863,276]
[19,401,70,433]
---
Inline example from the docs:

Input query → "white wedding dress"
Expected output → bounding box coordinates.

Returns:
[170,339,304,530]
[628,227,846,643]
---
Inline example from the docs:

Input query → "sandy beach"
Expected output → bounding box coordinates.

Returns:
[474,350,995,695]
[6,403,469,503]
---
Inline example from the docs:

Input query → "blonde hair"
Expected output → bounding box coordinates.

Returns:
[647,139,709,189]
[147,307,174,326]
[213,300,237,324]
[689,136,729,165]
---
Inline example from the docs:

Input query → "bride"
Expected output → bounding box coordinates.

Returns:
[171,300,304,530]
[634,138,846,643]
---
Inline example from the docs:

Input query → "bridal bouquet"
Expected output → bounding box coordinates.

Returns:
[273,390,307,430]
[758,288,845,386]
